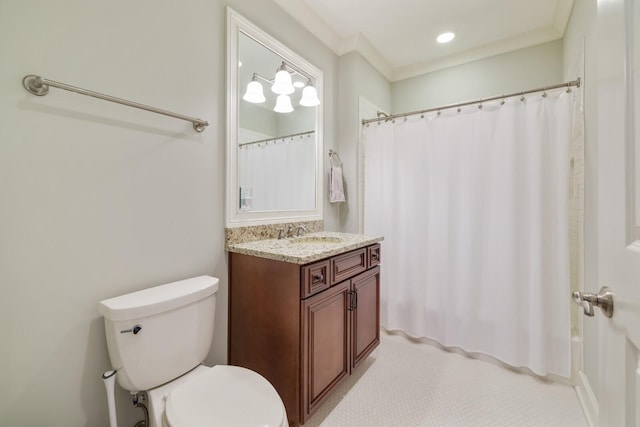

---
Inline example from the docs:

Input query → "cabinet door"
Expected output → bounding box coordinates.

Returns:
[351,266,380,370]
[301,280,350,422]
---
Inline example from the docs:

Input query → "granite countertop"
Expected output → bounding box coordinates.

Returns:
[226,231,384,264]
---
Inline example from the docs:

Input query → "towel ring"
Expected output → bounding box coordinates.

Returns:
[328,150,342,167]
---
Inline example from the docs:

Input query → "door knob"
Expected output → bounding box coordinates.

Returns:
[572,286,614,318]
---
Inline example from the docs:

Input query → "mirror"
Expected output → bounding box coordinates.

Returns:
[226,8,323,227]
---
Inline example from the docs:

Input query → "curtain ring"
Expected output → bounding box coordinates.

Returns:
[566,82,572,93]
[500,96,505,105]
[403,116,407,122]
[437,110,441,116]
[421,114,425,119]
[542,88,548,98]
[520,93,525,102]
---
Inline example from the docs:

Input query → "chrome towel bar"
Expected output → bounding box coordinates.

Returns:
[22,74,209,132]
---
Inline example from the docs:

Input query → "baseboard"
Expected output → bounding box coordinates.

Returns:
[575,370,598,426]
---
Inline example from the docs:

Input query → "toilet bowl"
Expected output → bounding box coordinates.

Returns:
[153,365,287,427]
[98,276,287,427]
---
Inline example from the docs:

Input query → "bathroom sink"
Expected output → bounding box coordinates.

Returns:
[288,236,344,245]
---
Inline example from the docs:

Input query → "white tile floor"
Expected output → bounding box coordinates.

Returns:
[305,331,587,427]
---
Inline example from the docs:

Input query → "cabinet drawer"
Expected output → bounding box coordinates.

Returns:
[330,248,367,284]
[367,244,381,268]
[301,260,331,298]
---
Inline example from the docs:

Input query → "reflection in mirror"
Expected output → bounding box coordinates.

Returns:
[226,8,323,227]
[238,31,317,212]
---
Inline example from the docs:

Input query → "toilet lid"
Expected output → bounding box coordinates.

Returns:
[165,365,285,427]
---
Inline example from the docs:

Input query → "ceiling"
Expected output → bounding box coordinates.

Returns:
[273,0,575,82]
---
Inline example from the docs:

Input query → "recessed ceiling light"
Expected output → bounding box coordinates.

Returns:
[436,32,455,44]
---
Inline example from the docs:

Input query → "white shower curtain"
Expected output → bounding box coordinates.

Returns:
[363,91,573,377]
[238,138,315,211]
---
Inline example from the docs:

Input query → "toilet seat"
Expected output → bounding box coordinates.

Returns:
[164,365,286,427]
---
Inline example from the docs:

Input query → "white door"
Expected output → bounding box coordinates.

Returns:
[595,0,640,425]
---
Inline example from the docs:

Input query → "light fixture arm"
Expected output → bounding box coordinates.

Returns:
[273,61,314,83]
[249,63,314,87]
[252,72,274,84]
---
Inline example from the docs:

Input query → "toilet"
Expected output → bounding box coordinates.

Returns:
[98,276,287,427]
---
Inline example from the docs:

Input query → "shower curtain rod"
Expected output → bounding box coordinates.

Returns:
[239,130,315,147]
[361,77,581,126]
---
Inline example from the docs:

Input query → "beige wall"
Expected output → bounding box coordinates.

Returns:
[336,52,392,233]
[0,1,337,426]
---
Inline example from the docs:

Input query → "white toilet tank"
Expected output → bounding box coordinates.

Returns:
[98,276,219,392]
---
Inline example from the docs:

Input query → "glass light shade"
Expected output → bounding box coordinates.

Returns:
[274,94,294,113]
[243,80,265,103]
[271,64,295,95]
[299,84,320,107]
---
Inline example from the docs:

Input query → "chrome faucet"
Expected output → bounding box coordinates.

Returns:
[286,224,307,237]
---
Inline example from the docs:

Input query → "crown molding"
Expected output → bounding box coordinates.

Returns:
[273,0,343,53]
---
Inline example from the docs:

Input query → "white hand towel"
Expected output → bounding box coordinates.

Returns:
[329,166,346,203]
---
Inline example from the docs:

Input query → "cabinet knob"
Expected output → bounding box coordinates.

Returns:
[312,273,324,283]
[371,252,379,260]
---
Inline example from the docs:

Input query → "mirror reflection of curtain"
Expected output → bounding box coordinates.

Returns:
[239,137,315,211]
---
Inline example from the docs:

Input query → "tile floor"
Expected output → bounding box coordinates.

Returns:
[305,331,587,427]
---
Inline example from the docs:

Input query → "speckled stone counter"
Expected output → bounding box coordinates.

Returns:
[225,220,324,247]
[226,231,384,264]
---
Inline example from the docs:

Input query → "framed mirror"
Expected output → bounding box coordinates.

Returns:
[226,8,323,227]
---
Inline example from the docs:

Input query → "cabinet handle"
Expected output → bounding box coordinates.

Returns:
[348,290,358,311]
[312,273,324,283]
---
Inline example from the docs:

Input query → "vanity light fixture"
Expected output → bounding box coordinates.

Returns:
[436,32,455,43]
[299,79,320,107]
[243,74,266,103]
[274,94,294,113]
[271,62,295,95]
[242,61,320,113]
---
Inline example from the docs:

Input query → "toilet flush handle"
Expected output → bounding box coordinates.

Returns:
[120,325,142,335]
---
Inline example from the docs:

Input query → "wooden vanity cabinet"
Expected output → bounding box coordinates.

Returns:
[228,244,381,425]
